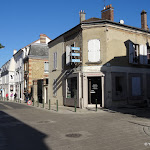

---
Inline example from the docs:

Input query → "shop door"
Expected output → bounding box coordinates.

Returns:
[88,77,102,105]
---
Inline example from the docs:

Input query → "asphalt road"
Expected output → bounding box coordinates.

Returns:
[0,101,150,150]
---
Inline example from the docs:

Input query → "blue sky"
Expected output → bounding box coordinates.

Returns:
[0,0,150,67]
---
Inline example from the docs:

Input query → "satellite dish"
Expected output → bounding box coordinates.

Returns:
[119,20,124,24]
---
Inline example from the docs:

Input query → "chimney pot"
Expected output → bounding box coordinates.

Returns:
[79,10,86,23]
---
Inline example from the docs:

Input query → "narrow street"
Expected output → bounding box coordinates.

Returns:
[0,101,150,150]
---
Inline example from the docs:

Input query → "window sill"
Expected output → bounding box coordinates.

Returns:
[85,61,102,64]
[52,69,57,72]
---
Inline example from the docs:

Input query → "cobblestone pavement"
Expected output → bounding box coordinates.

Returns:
[0,101,150,150]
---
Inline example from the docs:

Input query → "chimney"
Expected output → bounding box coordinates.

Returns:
[13,49,17,55]
[101,4,114,21]
[141,10,148,30]
[79,10,86,23]
[40,34,47,43]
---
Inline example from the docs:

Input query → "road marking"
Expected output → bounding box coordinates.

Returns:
[0,103,13,109]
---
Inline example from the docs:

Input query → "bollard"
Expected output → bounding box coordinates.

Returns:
[32,98,34,106]
[74,100,77,112]
[95,99,97,112]
[20,100,21,103]
[43,99,44,108]
[56,100,58,112]
[49,99,51,110]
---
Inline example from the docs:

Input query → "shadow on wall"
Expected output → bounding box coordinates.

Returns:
[0,111,50,150]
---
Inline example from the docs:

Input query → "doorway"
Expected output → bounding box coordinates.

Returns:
[88,77,102,106]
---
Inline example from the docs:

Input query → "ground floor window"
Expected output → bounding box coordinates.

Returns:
[131,77,141,96]
[115,76,123,95]
[66,77,77,98]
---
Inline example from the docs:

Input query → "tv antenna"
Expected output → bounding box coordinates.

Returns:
[104,0,106,8]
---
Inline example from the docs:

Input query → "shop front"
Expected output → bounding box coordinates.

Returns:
[64,72,105,108]
[82,73,105,108]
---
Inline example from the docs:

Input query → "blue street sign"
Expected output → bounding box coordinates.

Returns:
[71,47,80,51]
[72,59,81,62]
[71,53,80,56]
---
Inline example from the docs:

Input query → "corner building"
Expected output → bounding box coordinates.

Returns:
[48,5,150,108]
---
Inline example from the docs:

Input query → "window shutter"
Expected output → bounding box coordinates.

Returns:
[53,52,57,69]
[88,39,100,62]
[129,41,134,63]
[53,53,55,69]
[143,45,148,64]
[139,45,144,64]
[55,52,57,69]
[44,62,49,72]
[66,46,71,65]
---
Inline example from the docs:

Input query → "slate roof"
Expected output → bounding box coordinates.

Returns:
[82,17,102,23]
[29,44,49,56]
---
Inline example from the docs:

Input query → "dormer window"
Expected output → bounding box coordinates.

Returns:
[129,41,148,65]
[129,42,139,64]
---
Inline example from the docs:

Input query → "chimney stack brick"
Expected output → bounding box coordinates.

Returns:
[141,10,148,30]
[101,4,114,21]
[40,34,47,43]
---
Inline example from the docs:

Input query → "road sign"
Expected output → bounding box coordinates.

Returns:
[27,100,32,106]
[71,53,80,56]
[72,59,81,62]
[71,47,80,51]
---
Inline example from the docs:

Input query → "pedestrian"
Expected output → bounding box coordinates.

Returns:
[14,93,17,100]
[25,91,29,103]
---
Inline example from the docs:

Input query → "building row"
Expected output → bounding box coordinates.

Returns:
[0,34,51,102]
[1,5,150,108]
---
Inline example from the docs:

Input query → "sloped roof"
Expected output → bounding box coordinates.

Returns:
[28,44,49,56]
[82,17,102,23]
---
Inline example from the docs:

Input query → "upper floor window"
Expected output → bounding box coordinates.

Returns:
[10,75,13,80]
[53,52,57,70]
[147,45,150,64]
[129,41,148,65]
[44,62,49,73]
[88,39,100,62]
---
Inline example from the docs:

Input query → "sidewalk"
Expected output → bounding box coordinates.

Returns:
[0,99,106,114]
[1,98,150,117]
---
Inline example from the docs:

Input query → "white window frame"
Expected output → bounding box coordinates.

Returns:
[44,62,49,73]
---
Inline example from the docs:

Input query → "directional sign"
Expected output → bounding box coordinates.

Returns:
[72,59,81,62]
[71,47,80,51]
[71,53,80,57]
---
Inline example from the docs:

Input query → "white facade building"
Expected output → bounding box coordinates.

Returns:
[13,49,24,100]
[0,55,15,100]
